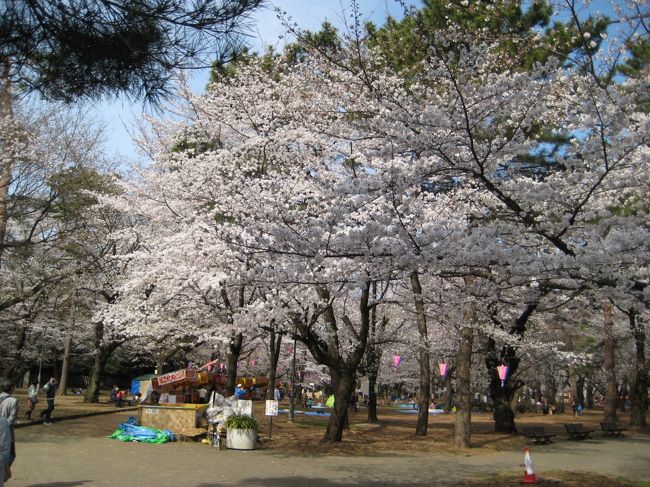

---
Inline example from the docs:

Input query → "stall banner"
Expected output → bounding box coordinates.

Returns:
[155,368,198,387]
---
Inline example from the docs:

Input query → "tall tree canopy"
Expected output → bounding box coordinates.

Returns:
[0,0,263,102]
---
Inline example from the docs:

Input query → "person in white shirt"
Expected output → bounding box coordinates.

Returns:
[198,387,208,403]
[0,381,18,467]
[0,416,12,487]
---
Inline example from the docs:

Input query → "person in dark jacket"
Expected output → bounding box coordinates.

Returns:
[39,378,57,424]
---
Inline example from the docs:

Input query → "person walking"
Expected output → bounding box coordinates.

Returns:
[0,380,18,470]
[25,381,38,419]
[0,416,12,487]
[39,378,57,424]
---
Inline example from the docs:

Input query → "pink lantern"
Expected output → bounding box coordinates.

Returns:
[394,355,402,368]
[207,364,214,372]
[251,359,257,367]
[438,362,448,378]
[219,363,225,371]
[497,365,509,387]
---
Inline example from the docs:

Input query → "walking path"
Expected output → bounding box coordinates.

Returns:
[10,411,650,486]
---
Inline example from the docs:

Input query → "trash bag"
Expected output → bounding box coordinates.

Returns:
[108,417,175,444]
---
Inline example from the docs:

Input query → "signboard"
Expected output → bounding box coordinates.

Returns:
[155,368,197,387]
[265,400,278,416]
[143,408,160,414]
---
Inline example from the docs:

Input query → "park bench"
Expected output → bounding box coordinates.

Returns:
[600,422,627,437]
[521,426,556,445]
[564,423,594,440]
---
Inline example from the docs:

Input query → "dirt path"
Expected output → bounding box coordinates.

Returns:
[10,412,650,486]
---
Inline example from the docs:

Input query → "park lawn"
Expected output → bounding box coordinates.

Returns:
[255,405,649,455]
[12,387,650,458]
[13,387,134,424]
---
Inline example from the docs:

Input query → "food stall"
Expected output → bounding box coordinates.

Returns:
[138,368,210,435]
[236,376,268,400]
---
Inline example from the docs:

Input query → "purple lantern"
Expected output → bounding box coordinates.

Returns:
[497,365,509,387]
[438,362,448,378]
[394,355,402,368]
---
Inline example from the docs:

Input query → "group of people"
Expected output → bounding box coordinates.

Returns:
[0,377,57,486]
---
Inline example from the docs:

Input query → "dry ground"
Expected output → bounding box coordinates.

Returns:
[253,404,649,456]
[11,389,650,486]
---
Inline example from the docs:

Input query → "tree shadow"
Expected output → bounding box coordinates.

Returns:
[28,482,92,487]
[196,477,436,487]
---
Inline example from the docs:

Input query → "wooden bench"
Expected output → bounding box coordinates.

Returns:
[564,423,594,440]
[600,422,627,437]
[522,426,556,444]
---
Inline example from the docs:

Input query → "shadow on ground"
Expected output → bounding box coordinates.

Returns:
[28,482,92,487]
[195,478,437,487]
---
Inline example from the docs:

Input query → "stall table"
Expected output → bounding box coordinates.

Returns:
[138,403,208,436]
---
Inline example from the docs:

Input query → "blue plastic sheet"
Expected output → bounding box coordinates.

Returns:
[108,416,175,443]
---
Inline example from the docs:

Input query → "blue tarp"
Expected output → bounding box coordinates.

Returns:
[108,417,175,444]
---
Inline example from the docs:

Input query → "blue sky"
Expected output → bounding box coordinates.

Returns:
[99,1,414,163]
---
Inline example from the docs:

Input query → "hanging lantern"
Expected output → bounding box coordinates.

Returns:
[251,359,257,367]
[219,363,225,371]
[394,355,402,368]
[207,364,214,372]
[497,365,509,387]
[438,362,448,378]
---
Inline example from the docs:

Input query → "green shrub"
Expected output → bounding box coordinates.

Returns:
[225,414,259,431]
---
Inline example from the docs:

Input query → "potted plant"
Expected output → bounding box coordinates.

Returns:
[225,413,259,450]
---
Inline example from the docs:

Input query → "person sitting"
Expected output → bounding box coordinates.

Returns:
[110,385,119,405]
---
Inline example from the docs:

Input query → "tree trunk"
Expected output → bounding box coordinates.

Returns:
[365,282,382,423]
[266,326,282,400]
[486,337,518,433]
[576,375,585,407]
[603,301,617,422]
[84,321,120,403]
[84,347,111,403]
[366,365,379,423]
[410,272,430,436]
[628,309,647,427]
[0,60,14,267]
[57,333,72,396]
[323,368,355,442]
[454,326,473,448]
[156,355,165,375]
[586,377,594,409]
[444,374,453,412]
[225,333,243,397]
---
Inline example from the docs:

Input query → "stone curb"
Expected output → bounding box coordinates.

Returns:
[15,406,139,428]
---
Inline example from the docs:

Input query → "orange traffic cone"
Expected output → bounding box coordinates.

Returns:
[523,447,538,484]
